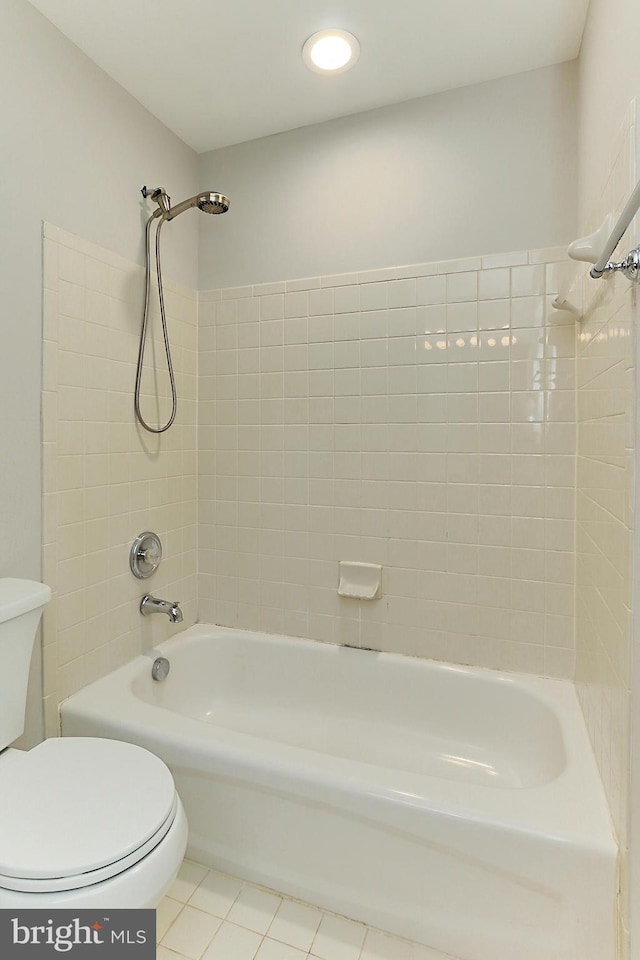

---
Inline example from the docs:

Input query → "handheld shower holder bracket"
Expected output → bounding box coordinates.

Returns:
[141,185,163,201]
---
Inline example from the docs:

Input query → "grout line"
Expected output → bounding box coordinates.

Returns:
[159,859,459,960]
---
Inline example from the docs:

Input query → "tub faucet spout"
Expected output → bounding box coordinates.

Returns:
[140,594,183,623]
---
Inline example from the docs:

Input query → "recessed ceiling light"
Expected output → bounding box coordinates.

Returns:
[302,29,360,75]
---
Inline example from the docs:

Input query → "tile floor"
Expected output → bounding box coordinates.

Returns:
[157,859,452,960]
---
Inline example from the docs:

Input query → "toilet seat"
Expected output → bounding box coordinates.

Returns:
[0,737,177,893]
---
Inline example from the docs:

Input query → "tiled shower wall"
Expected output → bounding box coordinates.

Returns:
[574,105,638,957]
[42,225,197,736]
[198,248,577,678]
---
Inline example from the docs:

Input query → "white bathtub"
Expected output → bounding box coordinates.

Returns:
[60,625,617,960]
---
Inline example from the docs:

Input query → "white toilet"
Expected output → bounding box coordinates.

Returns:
[0,578,188,907]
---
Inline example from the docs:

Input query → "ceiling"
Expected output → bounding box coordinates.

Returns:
[27,0,590,154]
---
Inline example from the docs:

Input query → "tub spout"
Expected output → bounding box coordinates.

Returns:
[140,594,183,623]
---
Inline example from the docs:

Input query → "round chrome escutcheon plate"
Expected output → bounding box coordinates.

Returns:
[130,531,163,579]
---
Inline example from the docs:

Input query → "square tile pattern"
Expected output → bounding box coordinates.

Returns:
[42,224,198,735]
[42,230,579,740]
[198,246,577,679]
[157,860,449,960]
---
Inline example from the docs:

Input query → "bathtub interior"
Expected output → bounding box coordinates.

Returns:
[131,631,566,788]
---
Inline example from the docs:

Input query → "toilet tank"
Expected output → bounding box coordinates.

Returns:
[0,579,51,751]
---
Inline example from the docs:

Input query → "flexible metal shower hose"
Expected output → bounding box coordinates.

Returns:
[134,215,178,433]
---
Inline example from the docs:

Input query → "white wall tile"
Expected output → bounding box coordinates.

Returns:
[511,264,545,297]
[286,276,321,292]
[41,236,581,718]
[446,271,478,302]
[260,294,285,321]
[481,251,528,269]
[360,282,388,311]
[573,111,635,884]
[42,231,197,712]
[387,278,416,309]
[417,275,446,305]
[478,268,510,300]
[511,297,545,328]
[334,286,360,315]
[198,247,576,679]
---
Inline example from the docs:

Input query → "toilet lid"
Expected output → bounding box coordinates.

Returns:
[0,738,177,890]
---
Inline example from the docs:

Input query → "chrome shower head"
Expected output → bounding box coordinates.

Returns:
[142,186,230,221]
[196,192,230,215]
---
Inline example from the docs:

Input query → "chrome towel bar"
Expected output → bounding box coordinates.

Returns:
[567,176,640,283]
[591,176,640,278]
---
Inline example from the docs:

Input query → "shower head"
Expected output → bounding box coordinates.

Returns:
[196,192,230,215]
[142,186,230,221]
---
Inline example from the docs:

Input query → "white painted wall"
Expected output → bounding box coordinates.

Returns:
[0,0,198,743]
[0,0,198,579]
[198,62,578,289]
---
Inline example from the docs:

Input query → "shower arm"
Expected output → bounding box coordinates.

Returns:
[159,196,199,220]
[142,188,210,221]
